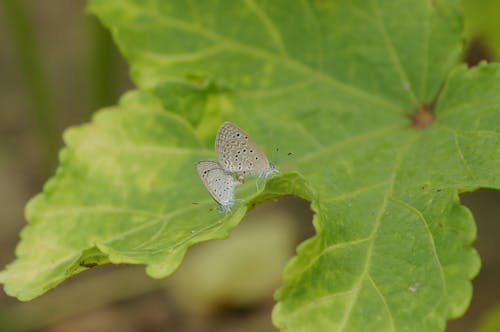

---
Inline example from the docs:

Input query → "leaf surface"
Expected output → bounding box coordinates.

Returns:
[2,1,500,331]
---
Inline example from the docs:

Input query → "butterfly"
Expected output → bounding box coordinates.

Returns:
[195,160,242,212]
[215,122,277,181]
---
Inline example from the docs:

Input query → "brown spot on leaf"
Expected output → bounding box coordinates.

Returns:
[408,104,435,129]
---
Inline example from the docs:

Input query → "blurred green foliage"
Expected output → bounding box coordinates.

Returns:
[477,302,500,332]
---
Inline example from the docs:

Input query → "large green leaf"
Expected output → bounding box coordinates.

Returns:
[2,0,500,331]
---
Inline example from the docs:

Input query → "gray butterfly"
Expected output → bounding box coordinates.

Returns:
[215,122,277,181]
[196,160,241,212]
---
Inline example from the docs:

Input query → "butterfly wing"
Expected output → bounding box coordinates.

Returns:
[215,122,271,177]
[196,160,239,207]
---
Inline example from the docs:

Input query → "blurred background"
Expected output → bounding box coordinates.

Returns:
[0,1,499,331]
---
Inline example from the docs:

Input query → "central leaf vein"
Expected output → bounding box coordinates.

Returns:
[336,133,420,331]
[371,0,419,106]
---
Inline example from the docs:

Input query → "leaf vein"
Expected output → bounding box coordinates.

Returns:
[438,97,500,118]
[243,0,288,56]
[453,133,477,181]
[130,4,403,114]
[324,181,390,203]
[103,198,215,245]
[371,0,419,106]
[239,78,315,99]
[419,0,432,100]
[287,236,371,280]
[287,290,355,321]
[141,43,228,66]
[435,123,500,137]
[337,133,419,331]
[40,206,165,219]
[389,198,447,293]
[291,125,402,166]
[104,145,211,155]
[367,274,396,332]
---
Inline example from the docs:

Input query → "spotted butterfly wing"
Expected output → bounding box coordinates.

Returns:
[215,122,275,178]
[196,160,240,211]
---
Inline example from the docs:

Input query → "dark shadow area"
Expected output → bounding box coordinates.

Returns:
[464,38,495,67]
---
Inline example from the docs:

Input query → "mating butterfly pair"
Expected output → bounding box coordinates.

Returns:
[196,122,276,211]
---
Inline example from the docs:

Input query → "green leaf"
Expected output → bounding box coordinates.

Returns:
[1,1,499,331]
